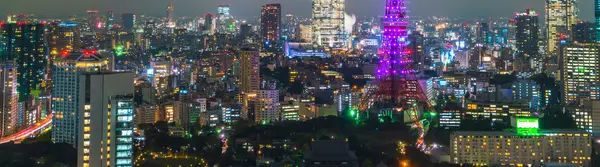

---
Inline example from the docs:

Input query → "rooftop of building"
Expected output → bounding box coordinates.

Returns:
[451,129,590,136]
[57,51,105,62]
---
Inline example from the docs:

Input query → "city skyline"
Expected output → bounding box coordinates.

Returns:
[2,0,596,20]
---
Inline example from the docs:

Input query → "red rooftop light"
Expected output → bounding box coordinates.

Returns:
[60,50,69,57]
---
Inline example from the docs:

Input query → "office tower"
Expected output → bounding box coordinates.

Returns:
[49,22,82,56]
[77,72,134,167]
[312,0,345,49]
[52,51,109,146]
[596,0,600,42]
[0,23,47,103]
[284,14,296,40]
[511,78,541,110]
[136,104,157,125]
[0,61,17,137]
[469,45,485,70]
[546,0,578,56]
[408,32,425,69]
[239,49,260,93]
[560,43,599,105]
[240,23,253,40]
[261,4,282,49]
[106,10,114,30]
[203,13,214,34]
[477,22,490,45]
[574,100,600,136]
[222,105,240,123]
[121,13,135,30]
[280,102,300,121]
[572,21,596,43]
[166,2,174,24]
[299,24,313,42]
[216,4,235,34]
[255,90,279,123]
[163,103,175,123]
[87,10,99,30]
[515,9,539,59]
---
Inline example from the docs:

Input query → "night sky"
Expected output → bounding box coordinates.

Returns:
[1,0,595,20]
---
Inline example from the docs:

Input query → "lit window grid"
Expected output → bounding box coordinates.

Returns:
[450,132,592,167]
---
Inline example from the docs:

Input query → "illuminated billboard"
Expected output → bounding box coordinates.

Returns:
[516,117,542,136]
[516,117,539,129]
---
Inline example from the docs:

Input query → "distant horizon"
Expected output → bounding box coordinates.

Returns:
[1,0,595,21]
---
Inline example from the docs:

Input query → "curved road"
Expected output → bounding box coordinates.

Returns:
[0,114,53,144]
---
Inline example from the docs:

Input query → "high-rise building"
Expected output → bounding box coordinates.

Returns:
[239,49,260,93]
[559,43,600,105]
[77,72,134,167]
[52,51,109,147]
[261,4,282,49]
[255,90,279,123]
[575,100,600,136]
[0,23,47,103]
[312,0,346,49]
[240,23,253,40]
[216,4,235,34]
[87,10,99,30]
[515,9,539,59]
[0,61,17,137]
[408,31,425,69]
[136,104,157,125]
[299,24,313,43]
[106,10,114,30]
[477,22,490,45]
[572,21,596,43]
[280,102,300,121]
[222,105,241,124]
[203,13,214,35]
[121,13,136,30]
[283,14,297,40]
[596,0,600,42]
[49,22,82,56]
[511,78,541,110]
[546,0,578,56]
[166,2,174,25]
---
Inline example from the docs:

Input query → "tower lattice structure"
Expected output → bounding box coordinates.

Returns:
[356,0,433,149]
[359,0,430,113]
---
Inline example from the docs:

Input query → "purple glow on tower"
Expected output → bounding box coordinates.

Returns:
[377,0,411,78]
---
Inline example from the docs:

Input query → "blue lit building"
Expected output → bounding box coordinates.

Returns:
[596,0,600,43]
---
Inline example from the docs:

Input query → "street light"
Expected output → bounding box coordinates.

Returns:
[401,160,409,167]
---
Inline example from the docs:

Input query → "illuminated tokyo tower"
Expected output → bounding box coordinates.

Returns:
[357,0,433,149]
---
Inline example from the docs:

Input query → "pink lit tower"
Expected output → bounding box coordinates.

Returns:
[358,0,432,148]
[360,0,430,109]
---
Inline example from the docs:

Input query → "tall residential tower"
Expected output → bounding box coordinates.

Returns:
[261,4,282,50]
[515,9,539,59]
[52,51,109,146]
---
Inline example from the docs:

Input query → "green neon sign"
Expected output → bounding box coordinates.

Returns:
[516,117,541,136]
[516,117,539,129]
